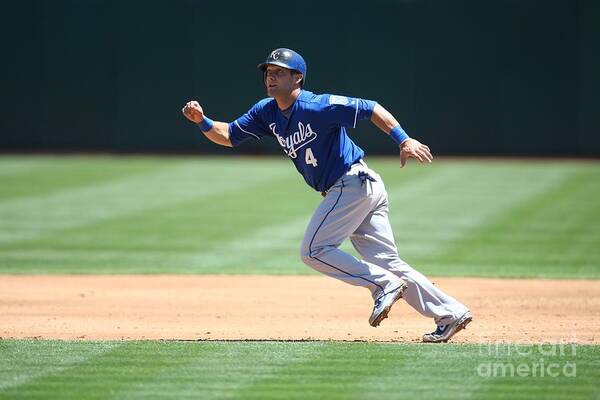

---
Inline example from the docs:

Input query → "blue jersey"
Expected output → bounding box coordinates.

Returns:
[228,90,377,192]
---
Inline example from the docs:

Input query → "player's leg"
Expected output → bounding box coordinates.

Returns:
[300,171,405,302]
[349,175,470,327]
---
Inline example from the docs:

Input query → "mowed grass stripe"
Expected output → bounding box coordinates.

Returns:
[0,341,181,399]
[433,165,600,278]
[0,159,289,244]
[380,161,599,277]
[236,343,488,399]
[0,186,309,274]
[0,340,121,391]
[1,156,599,278]
[355,344,597,400]
[0,156,173,202]
[0,156,53,176]
[0,158,429,274]
[6,172,310,251]
[188,163,433,273]
[233,342,411,399]
[470,343,599,400]
[1,341,598,399]
[185,214,309,273]
[0,341,325,400]
[349,344,487,399]
[0,173,312,274]
[111,342,325,399]
[384,162,579,258]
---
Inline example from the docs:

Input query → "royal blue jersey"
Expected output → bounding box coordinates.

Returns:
[228,90,377,192]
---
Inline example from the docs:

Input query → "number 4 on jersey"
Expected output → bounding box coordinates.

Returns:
[305,147,318,167]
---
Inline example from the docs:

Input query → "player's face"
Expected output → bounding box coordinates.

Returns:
[264,65,301,97]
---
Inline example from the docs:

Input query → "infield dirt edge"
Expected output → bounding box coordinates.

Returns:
[1,275,598,344]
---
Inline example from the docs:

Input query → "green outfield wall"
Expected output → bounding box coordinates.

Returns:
[1,0,598,155]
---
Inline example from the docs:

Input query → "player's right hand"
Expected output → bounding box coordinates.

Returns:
[182,101,205,124]
[399,138,433,168]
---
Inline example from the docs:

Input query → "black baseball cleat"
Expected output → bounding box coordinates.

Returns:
[369,280,408,327]
[422,311,472,343]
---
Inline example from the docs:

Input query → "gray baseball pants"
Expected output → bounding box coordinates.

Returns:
[300,160,469,326]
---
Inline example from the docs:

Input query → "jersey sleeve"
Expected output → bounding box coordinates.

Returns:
[324,94,377,128]
[228,100,272,147]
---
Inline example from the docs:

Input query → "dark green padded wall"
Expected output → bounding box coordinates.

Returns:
[1,0,598,155]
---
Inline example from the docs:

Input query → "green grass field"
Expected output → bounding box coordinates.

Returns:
[1,340,598,400]
[1,155,599,399]
[1,155,599,277]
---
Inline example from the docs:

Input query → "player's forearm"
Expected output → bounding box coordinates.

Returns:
[200,120,233,147]
[370,103,410,146]
[370,103,400,134]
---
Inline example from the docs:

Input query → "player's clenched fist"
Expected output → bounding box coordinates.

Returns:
[182,101,205,124]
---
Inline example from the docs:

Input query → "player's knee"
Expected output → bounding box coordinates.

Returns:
[300,254,314,266]
[300,247,313,266]
[300,244,330,266]
[300,246,324,266]
[300,238,313,261]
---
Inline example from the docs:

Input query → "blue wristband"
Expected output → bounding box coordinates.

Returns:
[390,125,409,145]
[197,116,214,132]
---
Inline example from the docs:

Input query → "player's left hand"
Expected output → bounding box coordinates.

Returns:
[400,139,433,168]
[182,101,205,124]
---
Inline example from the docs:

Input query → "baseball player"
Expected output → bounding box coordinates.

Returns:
[182,48,471,342]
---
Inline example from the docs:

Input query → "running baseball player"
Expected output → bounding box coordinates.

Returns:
[182,48,472,342]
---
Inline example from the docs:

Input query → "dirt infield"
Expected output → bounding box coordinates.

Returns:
[1,275,598,344]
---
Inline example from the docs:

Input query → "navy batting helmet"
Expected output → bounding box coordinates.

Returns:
[258,48,307,85]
